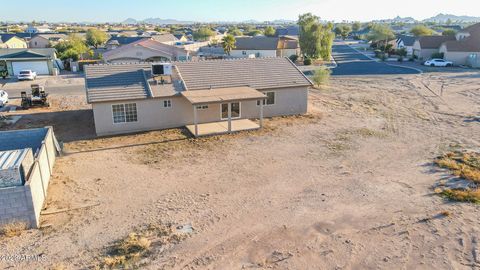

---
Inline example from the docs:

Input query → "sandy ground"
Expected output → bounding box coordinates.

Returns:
[1,71,480,269]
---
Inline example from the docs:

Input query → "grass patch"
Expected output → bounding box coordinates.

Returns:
[101,222,191,269]
[0,221,28,238]
[441,189,480,204]
[434,151,480,184]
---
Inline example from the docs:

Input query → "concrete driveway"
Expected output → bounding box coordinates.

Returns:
[0,74,85,99]
[331,43,421,76]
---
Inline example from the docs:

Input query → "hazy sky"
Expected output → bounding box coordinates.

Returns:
[2,0,479,23]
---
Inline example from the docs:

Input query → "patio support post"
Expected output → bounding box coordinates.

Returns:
[193,105,198,137]
[227,102,232,133]
[259,99,264,128]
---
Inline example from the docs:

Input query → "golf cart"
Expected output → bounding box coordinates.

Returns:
[21,84,49,109]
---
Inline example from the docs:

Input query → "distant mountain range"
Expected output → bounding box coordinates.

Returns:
[423,14,480,23]
[121,18,296,25]
[122,18,195,25]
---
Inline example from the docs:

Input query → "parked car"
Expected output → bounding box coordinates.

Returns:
[0,90,8,107]
[17,70,37,81]
[424,59,453,67]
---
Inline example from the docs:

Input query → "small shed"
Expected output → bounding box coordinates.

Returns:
[0,149,34,188]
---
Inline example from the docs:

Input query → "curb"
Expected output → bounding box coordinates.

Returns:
[346,43,423,74]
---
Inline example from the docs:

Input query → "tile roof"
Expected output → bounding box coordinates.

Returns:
[151,33,178,43]
[84,57,312,103]
[417,35,455,49]
[102,39,188,61]
[0,48,56,59]
[396,34,416,47]
[107,36,148,45]
[234,37,280,50]
[84,64,152,103]
[460,23,480,35]
[275,26,300,37]
[0,34,25,43]
[175,57,312,90]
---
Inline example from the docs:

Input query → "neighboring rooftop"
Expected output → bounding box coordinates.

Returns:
[417,35,456,49]
[396,34,416,47]
[275,25,300,37]
[151,33,178,43]
[0,48,56,59]
[106,36,148,46]
[234,37,280,50]
[459,23,480,35]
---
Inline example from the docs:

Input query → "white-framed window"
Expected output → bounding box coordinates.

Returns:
[163,100,172,108]
[112,103,138,124]
[257,91,275,106]
[196,105,209,110]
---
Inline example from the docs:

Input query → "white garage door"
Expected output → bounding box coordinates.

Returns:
[12,61,49,76]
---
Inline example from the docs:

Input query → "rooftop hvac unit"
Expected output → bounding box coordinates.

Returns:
[152,63,172,76]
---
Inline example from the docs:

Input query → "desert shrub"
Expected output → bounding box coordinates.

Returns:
[408,57,415,62]
[435,151,480,183]
[303,58,312,65]
[1,221,28,238]
[103,233,151,268]
[431,52,444,59]
[396,48,407,57]
[397,57,404,62]
[441,189,480,204]
[312,67,331,88]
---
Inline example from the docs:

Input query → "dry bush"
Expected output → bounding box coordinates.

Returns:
[435,151,480,184]
[441,189,480,204]
[0,221,28,237]
[101,223,191,268]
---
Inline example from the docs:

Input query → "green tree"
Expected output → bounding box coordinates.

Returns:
[410,25,434,37]
[230,28,243,36]
[222,34,236,55]
[264,26,276,37]
[352,22,362,32]
[86,29,108,49]
[55,34,91,61]
[193,27,215,41]
[339,25,352,40]
[312,67,331,88]
[442,29,457,36]
[298,13,334,60]
[367,24,395,52]
[247,29,264,36]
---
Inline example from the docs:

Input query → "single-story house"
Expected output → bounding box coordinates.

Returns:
[439,23,480,66]
[84,57,312,136]
[396,34,416,56]
[0,48,58,76]
[105,36,148,50]
[25,25,53,34]
[230,37,300,58]
[275,25,300,37]
[151,33,179,45]
[29,34,68,48]
[173,33,189,42]
[412,35,455,60]
[0,34,28,49]
[102,39,191,63]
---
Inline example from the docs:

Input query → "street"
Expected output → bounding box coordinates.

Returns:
[331,43,421,76]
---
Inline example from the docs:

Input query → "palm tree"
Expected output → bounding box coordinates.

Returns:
[222,34,236,56]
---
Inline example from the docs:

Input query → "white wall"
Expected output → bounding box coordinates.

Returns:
[230,50,277,58]
[92,86,309,136]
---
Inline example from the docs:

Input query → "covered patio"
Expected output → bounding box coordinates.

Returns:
[182,86,267,137]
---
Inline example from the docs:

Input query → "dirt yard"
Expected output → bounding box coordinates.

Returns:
[1,71,480,269]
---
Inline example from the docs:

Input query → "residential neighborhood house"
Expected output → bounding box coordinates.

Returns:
[84,57,312,136]
[29,33,68,48]
[230,36,300,58]
[395,34,416,56]
[0,34,28,49]
[439,23,480,66]
[412,35,455,60]
[102,38,191,63]
[0,48,59,76]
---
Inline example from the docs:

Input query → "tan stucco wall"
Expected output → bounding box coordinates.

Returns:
[92,86,308,136]
[104,46,188,63]
[29,37,50,48]
[440,44,479,65]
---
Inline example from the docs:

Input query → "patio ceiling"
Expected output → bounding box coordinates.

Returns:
[181,86,266,105]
